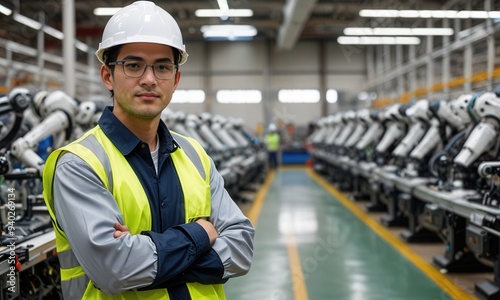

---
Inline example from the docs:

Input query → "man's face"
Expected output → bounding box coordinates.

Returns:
[100,42,180,122]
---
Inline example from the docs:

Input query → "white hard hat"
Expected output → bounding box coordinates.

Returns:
[95,1,188,65]
[268,123,277,131]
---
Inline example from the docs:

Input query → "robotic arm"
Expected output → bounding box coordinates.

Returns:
[10,90,78,173]
[334,110,356,146]
[375,104,407,153]
[344,109,369,148]
[324,113,344,146]
[356,109,385,150]
[454,92,500,168]
[393,99,431,157]
[0,87,31,149]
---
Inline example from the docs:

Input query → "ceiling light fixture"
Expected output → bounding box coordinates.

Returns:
[43,26,64,40]
[337,36,421,45]
[195,9,253,18]
[344,27,453,36]
[359,9,500,19]
[0,4,12,16]
[201,25,257,40]
[13,12,42,30]
[93,7,122,16]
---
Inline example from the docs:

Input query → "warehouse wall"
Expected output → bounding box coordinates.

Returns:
[169,40,367,133]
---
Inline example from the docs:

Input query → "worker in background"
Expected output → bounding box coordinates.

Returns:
[265,123,281,169]
[42,2,254,299]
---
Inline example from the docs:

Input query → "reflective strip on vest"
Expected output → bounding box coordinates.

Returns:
[43,126,225,299]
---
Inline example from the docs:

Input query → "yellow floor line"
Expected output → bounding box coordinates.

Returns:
[246,170,275,225]
[246,169,309,300]
[306,168,475,300]
[286,231,309,300]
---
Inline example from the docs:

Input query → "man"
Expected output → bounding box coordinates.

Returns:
[265,123,280,169]
[42,2,254,299]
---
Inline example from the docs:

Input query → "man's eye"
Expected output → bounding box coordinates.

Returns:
[156,64,172,71]
[125,62,142,69]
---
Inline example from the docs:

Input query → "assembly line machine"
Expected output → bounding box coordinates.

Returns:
[309,90,500,300]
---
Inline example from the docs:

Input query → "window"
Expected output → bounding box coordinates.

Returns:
[216,89,262,103]
[326,89,338,103]
[171,89,205,103]
[278,89,320,103]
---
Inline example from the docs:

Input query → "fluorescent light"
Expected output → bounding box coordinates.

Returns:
[217,0,229,11]
[201,25,257,40]
[0,4,12,16]
[411,28,453,35]
[94,7,122,16]
[344,28,373,35]
[359,9,500,19]
[195,9,253,17]
[399,10,419,18]
[278,89,320,103]
[172,90,205,103]
[359,9,399,18]
[44,26,64,39]
[337,36,421,45]
[344,27,453,36]
[75,41,89,52]
[216,90,262,104]
[14,13,41,30]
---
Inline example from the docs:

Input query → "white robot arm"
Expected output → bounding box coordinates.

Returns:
[454,92,500,167]
[375,104,406,153]
[356,110,384,150]
[393,100,430,157]
[324,113,343,145]
[437,94,473,131]
[334,110,356,146]
[0,87,31,148]
[10,90,78,173]
[184,114,208,149]
[344,109,369,148]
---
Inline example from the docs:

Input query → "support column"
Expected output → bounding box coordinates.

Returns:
[319,40,327,115]
[408,45,417,101]
[203,41,212,113]
[263,39,272,125]
[426,19,434,99]
[396,45,404,98]
[37,12,45,89]
[63,0,76,97]
[442,18,450,99]
[486,0,495,90]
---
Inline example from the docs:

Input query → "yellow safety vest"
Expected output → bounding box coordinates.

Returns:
[265,133,280,152]
[43,126,226,299]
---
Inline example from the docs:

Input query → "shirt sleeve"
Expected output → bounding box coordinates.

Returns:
[208,158,255,278]
[53,153,210,295]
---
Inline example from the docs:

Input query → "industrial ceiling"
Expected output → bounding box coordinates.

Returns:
[0,0,455,53]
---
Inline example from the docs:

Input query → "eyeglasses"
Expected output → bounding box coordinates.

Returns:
[108,60,178,80]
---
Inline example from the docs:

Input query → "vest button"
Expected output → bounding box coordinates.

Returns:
[161,201,166,208]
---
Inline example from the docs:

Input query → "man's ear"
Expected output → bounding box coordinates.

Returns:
[100,65,113,91]
[173,69,181,89]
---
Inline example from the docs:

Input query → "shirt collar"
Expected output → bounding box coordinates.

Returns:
[98,106,177,155]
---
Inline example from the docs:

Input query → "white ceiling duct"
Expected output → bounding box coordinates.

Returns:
[277,0,318,51]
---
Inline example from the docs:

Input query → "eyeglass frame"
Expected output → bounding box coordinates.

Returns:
[107,60,178,80]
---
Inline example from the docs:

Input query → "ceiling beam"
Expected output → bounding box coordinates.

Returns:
[277,0,318,51]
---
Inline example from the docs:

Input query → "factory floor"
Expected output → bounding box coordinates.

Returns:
[225,166,492,300]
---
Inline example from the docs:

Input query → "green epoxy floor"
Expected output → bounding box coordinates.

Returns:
[225,169,452,300]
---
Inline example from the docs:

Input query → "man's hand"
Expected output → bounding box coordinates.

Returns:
[196,219,219,246]
[113,222,130,238]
